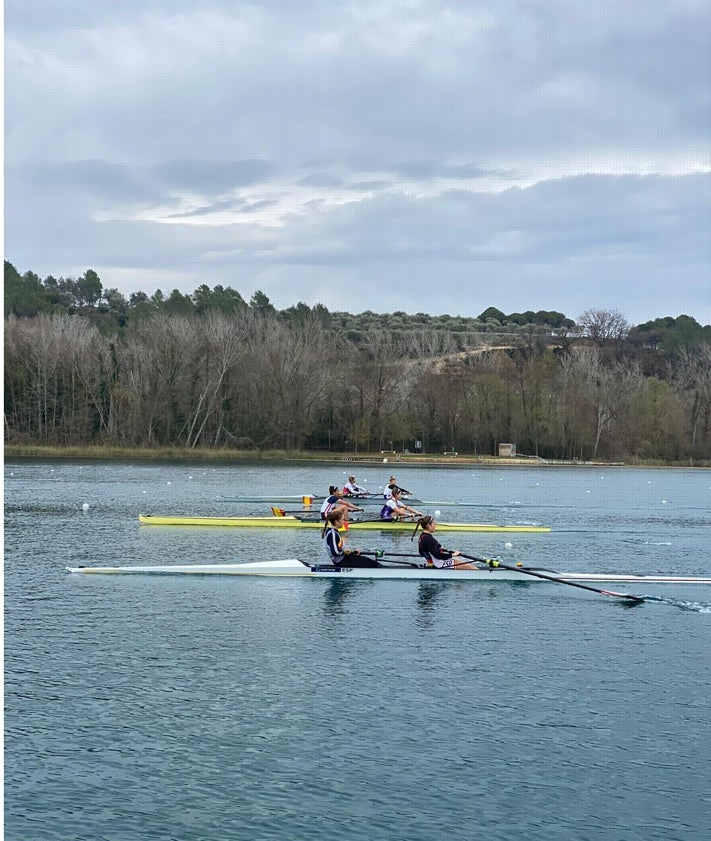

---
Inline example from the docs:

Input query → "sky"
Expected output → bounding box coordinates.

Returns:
[5,0,711,326]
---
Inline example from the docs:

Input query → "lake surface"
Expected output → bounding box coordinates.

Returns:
[4,459,711,840]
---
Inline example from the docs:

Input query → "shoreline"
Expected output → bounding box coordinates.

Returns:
[4,444,709,469]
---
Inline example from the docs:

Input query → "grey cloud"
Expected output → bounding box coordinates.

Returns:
[169,197,277,219]
[298,173,345,189]
[8,2,706,168]
[9,158,277,219]
[239,200,278,214]
[167,198,250,218]
[154,160,274,195]
[346,181,392,192]
[393,162,506,181]
[5,1,711,325]
[10,160,160,206]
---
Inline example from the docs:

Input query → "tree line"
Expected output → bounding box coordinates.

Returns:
[4,261,711,462]
[2,261,584,340]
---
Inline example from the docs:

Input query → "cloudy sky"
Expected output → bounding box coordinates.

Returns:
[6,0,711,325]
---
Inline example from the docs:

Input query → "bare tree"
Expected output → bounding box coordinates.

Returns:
[562,346,643,459]
[184,312,247,448]
[342,330,419,451]
[673,343,711,460]
[238,316,330,450]
[577,308,630,344]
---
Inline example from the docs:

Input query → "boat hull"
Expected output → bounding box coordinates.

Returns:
[221,495,423,505]
[221,496,500,508]
[66,559,711,584]
[138,515,550,533]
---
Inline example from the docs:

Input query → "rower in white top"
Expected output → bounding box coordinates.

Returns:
[383,475,413,499]
[342,475,368,496]
[319,486,364,522]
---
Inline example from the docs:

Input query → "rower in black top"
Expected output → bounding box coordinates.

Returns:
[411,515,477,569]
[321,509,381,567]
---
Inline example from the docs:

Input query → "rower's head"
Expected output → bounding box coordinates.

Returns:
[322,506,346,537]
[329,485,340,495]
[348,475,356,482]
[410,514,435,540]
[389,475,397,483]
[327,508,345,526]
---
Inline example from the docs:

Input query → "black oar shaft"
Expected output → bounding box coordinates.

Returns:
[457,553,644,602]
[355,551,419,568]
[274,508,317,514]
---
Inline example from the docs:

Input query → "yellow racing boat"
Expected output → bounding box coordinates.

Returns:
[138,514,550,533]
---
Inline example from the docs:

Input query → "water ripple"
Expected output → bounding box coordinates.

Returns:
[5,460,711,840]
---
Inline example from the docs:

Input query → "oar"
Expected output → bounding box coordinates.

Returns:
[454,553,645,602]
[321,515,412,525]
[271,507,322,518]
[357,551,420,568]
[270,507,320,516]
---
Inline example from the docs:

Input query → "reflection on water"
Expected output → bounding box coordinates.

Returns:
[322,578,364,614]
[415,582,446,627]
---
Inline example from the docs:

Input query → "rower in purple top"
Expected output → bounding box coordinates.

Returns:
[379,488,423,521]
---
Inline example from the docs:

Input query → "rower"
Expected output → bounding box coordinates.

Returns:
[383,475,397,499]
[383,475,412,499]
[412,515,476,569]
[322,509,381,567]
[383,476,412,499]
[319,485,364,521]
[379,488,423,521]
[342,475,368,497]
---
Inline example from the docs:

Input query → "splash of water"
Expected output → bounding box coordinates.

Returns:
[641,595,711,613]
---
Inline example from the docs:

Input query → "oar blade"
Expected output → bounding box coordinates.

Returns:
[458,553,645,602]
[599,589,645,602]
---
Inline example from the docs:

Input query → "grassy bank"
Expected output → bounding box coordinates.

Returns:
[2,443,549,465]
[4,443,709,468]
[4,444,329,462]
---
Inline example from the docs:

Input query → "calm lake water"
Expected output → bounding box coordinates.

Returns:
[4,459,711,840]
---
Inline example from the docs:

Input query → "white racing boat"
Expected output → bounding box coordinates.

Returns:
[65,558,711,585]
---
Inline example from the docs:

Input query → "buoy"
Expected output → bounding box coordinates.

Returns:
[434,510,441,518]
[82,503,89,511]
[504,542,513,550]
